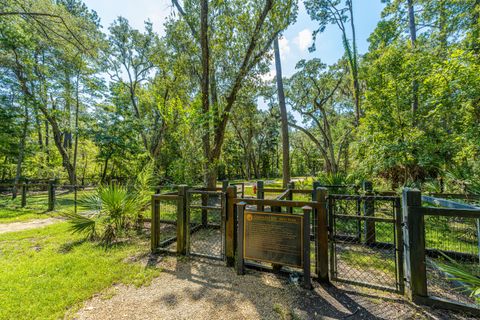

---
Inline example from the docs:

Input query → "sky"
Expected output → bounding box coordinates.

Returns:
[83,0,385,76]
[82,0,386,118]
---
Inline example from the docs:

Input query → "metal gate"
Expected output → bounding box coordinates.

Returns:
[328,194,404,293]
[186,190,226,260]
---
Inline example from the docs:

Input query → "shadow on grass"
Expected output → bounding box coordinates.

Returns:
[58,239,88,253]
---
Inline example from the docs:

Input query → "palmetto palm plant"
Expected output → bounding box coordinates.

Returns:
[65,163,154,245]
[317,172,361,194]
[65,184,145,245]
[437,254,480,304]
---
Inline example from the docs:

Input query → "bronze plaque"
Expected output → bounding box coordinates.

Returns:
[244,211,303,268]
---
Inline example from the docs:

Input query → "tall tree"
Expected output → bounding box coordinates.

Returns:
[273,37,290,187]
[106,17,155,154]
[305,0,360,125]
[1,0,102,184]
[287,59,352,174]
[171,0,298,187]
[407,0,419,123]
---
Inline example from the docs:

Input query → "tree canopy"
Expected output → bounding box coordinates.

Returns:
[0,0,479,192]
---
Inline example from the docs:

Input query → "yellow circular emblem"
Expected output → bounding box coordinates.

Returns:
[246,214,253,221]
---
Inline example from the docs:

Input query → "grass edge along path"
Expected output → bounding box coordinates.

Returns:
[0,222,160,320]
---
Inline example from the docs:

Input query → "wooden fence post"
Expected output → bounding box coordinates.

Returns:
[236,202,246,275]
[363,181,375,244]
[328,195,336,280]
[287,181,294,213]
[402,188,427,300]
[177,185,188,255]
[395,197,405,294]
[201,184,209,227]
[226,185,237,267]
[222,180,229,192]
[21,182,27,208]
[257,180,264,211]
[302,206,312,289]
[151,195,160,252]
[74,184,78,214]
[315,187,329,283]
[48,179,56,211]
[312,181,320,232]
[355,184,362,242]
[312,181,320,197]
[270,183,290,272]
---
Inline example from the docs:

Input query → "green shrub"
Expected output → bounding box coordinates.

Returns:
[65,163,154,245]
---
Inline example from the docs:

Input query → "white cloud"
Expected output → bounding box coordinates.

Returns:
[294,29,313,52]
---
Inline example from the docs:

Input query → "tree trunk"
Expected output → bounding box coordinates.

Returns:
[45,119,49,162]
[81,152,87,185]
[200,0,215,188]
[13,104,29,199]
[348,1,361,125]
[101,156,109,183]
[472,0,480,55]
[438,0,447,52]
[407,0,419,123]
[13,51,76,184]
[33,108,43,147]
[274,37,290,187]
[73,74,80,185]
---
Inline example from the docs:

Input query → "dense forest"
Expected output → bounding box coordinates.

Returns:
[0,0,479,192]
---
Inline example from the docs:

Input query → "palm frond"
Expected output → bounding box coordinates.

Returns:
[64,212,97,240]
[66,182,148,245]
[437,252,480,301]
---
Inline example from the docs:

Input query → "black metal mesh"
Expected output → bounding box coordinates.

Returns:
[158,198,178,246]
[329,196,401,291]
[187,191,224,259]
[424,214,480,306]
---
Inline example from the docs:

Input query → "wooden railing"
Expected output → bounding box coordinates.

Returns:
[149,180,480,315]
[150,186,187,254]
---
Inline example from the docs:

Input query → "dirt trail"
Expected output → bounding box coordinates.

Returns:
[73,256,467,320]
[0,217,63,234]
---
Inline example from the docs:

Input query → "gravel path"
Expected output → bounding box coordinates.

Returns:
[73,256,468,320]
[0,217,63,234]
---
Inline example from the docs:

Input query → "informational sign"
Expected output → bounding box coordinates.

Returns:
[243,211,303,268]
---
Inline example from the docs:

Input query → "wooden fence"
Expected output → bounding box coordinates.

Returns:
[150,180,480,316]
[403,188,480,316]
[0,180,96,213]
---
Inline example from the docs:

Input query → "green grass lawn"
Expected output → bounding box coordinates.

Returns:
[0,222,159,320]
[0,189,93,223]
